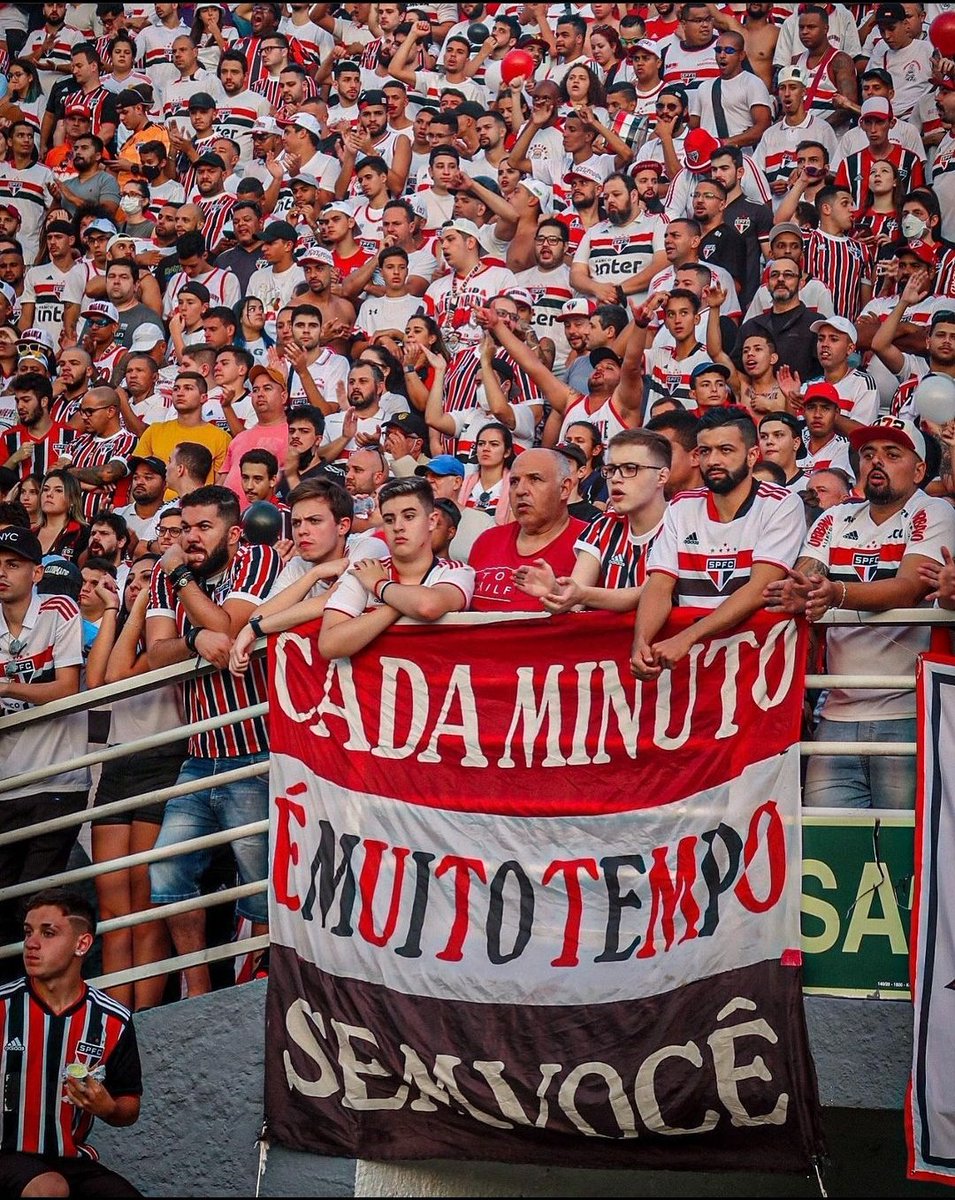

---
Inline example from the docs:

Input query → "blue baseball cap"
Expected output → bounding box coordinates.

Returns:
[416,454,465,479]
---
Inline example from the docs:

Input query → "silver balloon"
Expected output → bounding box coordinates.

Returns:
[913,373,955,425]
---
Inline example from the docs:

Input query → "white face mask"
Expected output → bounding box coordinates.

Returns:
[474,384,490,411]
[901,212,928,240]
[120,195,142,215]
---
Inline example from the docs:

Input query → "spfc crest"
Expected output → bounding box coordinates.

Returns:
[734,215,751,235]
[706,555,738,591]
[851,551,881,582]
[702,242,716,259]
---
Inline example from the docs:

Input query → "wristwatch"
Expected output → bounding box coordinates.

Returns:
[169,564,194,592]
[184,626,202,654]
[250,614,265,639]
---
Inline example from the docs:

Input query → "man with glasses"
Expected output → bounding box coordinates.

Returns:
[513,219,574,376]
[516,429,670,614]
[250,31,291,108]
[689,30,772,151]
[691,178,749,304]
[61,385,137,520]
[635,84,691,175]
[739,256,822,382]
[661,2,720,93]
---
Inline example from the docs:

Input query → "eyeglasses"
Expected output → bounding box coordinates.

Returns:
[158,525,183,536]
[535,235,563,245]
[695,192,722,201]
[685,14,713,22]
[715,45,740,53]
[600,463,662,479]
[769,269,799,280]
[83,318,111,328]
[79,404,113,414]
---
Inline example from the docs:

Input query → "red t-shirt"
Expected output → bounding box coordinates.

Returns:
[469,518,587,612]
[333,247,375,276]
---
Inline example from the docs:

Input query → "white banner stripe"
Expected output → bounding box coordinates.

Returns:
[270,748,802,1007]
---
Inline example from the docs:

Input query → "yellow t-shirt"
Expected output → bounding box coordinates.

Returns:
[133,419,231,487]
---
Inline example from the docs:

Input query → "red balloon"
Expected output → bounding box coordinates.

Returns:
[930,11,955,57]
[500,48,536,85]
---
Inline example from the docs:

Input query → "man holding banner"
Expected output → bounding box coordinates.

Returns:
[631,406,806,680]
[766,414,955,810]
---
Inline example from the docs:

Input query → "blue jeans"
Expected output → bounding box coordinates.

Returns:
[803,716,917,810]
[149,753,269,923]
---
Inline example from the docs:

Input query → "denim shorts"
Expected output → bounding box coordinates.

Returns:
[803,716,917,810]
[149,753,270,923]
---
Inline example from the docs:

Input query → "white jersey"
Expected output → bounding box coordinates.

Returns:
[802,494,955,720]
[801,432,855,481]
[325,555,475,616]
[512,264,575,373]
[689,72,773,142]
[753,116,841,206]
[286,348,351,409]
[0,592,89,800]
[246,264,306,329]
[20,260,72,341]
[573,212,666,298]
[929,130,955,244]
[213,89,273,161]
[559,394,631,447]
[0,162,54,265]
[356,294,425,339]
[647,481,807,609]
[424,263,517,354]
[162,267,240,318]
[803,370,879,426]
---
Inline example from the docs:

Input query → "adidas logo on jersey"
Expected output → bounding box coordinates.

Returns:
[4,1038,24,1052]
[609,554,628,567]
[684,532,699,546]
[844,530,859,540]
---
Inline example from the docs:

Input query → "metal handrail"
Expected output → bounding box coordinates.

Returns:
[0,609,948,992]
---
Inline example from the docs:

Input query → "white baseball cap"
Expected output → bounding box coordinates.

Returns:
[810,316,858,342]
[777,65,810,87]
[81,300,119,323]
[287,113,323,138]
[252,116,283,136]
[563,161,605,185]
[517,176,553,214]
[298,242,334,266]
[860,96,892,121]
[441,218,482,241]
[555,298,597,322]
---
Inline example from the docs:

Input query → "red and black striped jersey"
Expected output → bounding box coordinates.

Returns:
[59,86,118,142]
[250,75,283,109]
[148,543,281,758]
[442,345,542,415]
[803,229,871,322]
[0,978,141,1160]
[574,511,664,590]
[834,145,925,213]
[195,193,239,258]
[0,422,79,481]
[68,429,137,519]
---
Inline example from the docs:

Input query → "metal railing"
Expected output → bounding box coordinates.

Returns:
[0,608,951,994]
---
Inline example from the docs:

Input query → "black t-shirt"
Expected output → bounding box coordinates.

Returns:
[699,222,749,303]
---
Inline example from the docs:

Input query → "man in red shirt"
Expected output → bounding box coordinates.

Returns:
[469,448,586,612]
[319,198,375,280]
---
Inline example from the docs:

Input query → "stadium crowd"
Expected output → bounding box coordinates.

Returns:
[1,0,955,1019]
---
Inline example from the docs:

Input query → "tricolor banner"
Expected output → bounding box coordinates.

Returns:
[265,610,824,1172]
[908,654,955,1185]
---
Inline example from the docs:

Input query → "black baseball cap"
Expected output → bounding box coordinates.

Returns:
[876,2,906,25]
[36,556,81,598]
[188,92,217,111]
[358,89,387,108]
[759,411,802,435]
[589,347,622,368]
[554,441,588,469]
[116,89,146,108]
[129,455,167,477]
[193,152,226,170]
[690,361,731,383]
[261,219,298,243]
[383,410,427,440]
[0,527,42,564]
[434,498,462,528]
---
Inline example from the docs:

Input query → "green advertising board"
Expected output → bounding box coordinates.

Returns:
[801,812,913,1000]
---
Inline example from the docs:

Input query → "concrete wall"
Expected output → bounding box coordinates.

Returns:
[93,985,949,1198]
